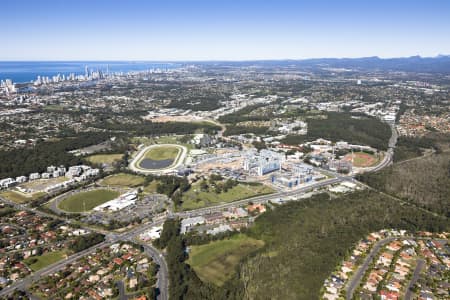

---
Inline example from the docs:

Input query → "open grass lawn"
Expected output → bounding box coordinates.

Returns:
[181,182,274,210]
[154,136,180,144]
[187,234,264,286]
[0,190,46,204]
[144,146,180,161]
[42,104,65,111]
[58,189,119,212]
[344,151,381,168]
[21,177,68,191]
[86,153,123,165]
[143,180,160,194]
[101,173,145,187]
[24,250,67,271]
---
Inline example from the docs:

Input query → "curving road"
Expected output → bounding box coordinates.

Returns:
[404,259,424,300]
[345,237,397,300]
[48,185,125,215]
[0,176,343,299]
[363,125,397,173]
[0,122,400,299]
[136,242,169,300]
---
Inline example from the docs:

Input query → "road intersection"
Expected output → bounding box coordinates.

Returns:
[0,126,398,299]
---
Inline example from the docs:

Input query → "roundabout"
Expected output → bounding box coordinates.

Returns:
[129,144,187,174]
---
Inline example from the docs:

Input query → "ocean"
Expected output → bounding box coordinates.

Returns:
[0,61,180,83]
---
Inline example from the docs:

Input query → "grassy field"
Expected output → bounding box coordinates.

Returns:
[21,177,68,191]
[187,234,264,286]
[344,151,381,168]
[0,190,46,203]
[101,173,145,187]
[85,153,123,165]
[42,104,65,111]
[143,146,180,161]
[58,189,120,212]
[24,250,67,271]
[143,180,159,194]
[181,182,274,210]
[131,136,195,150]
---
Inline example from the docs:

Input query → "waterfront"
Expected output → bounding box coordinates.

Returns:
[0,61,180,83]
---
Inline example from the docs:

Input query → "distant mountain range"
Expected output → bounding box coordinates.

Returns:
[295,55,450,73]
[198,55,450,73]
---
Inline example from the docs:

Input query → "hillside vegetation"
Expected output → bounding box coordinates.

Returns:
[359,152,450,217]
[187,234,264,286]
[283,112,391,150]
[0,132,111,178]
[161,190,448,300]
[393,133,450,162]
[239,191,448,300]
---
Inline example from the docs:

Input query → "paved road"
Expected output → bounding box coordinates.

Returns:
[177,177,343,218]
[117,280,128,300]
[0,115,402,299]
[0,127,396,299]
[404,259,425,300]
[0,240,110,296]
[345,237,397,300]
[0,195,112,236]
[140,243,169,300]
[365,124,397,173]
[48,185,125,216]
[0,177,340,299]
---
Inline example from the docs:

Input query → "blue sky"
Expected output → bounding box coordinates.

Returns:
[1,0,450,60]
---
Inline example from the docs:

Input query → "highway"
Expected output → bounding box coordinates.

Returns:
[0,123,399,299]
[0,177,342,299]
[177,177,343,218]
[360,124,397,173]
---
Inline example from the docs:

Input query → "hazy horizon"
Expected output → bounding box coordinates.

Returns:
[0,54,450,63]
[1,0,450,61]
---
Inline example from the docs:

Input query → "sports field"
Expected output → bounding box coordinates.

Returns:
[86,153,123,165]
[181,182,274,210]
[101,173,145,187]
[143,145,180,161]
[24,250,67,271]
[187,234,264,286]
[0,190,46,204]
[58,189,120,212]
[343,151,381,168]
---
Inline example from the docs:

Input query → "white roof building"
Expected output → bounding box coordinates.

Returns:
[181,216,205,234]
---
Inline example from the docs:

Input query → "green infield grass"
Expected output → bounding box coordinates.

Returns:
[143,146,180,161]
[24,250,68,271]
[187,234,264,286]
[101,173,145,187]
[58,189,120,212]
[85,153,123,165]
[181,182,274,210]
[0,190,46,204]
